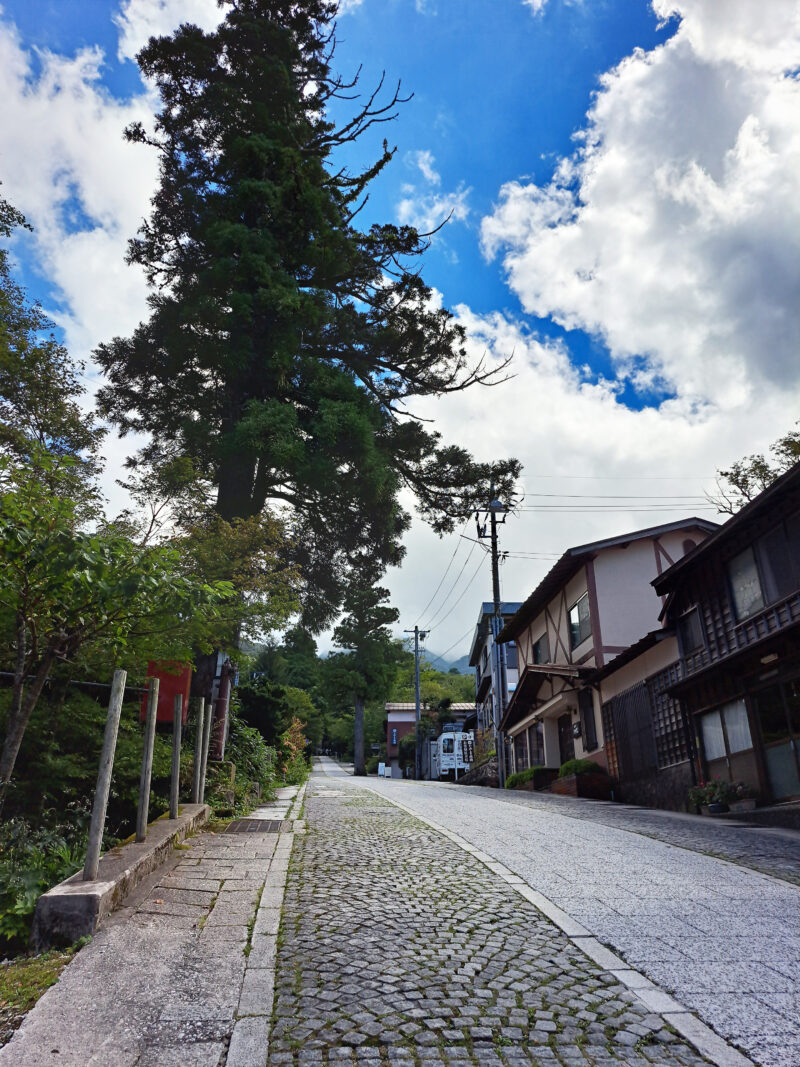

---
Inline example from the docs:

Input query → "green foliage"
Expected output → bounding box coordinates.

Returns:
[711,422,800,514]
[94,1,519,629]
[0,689,173,838]
[279,716,310,785]
[505,765,545,790]
[0,814,87,949]
[0,189,104,510]
[0,460,237,797]
[223,708,277,799]
[389,654,475,706]
[558,758,604,778]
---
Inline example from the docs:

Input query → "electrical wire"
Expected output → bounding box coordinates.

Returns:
[425,623,477,669]
[426,551,487,634]
[421,538,480,631]
[413,518,468,625]
[519,492,708,500]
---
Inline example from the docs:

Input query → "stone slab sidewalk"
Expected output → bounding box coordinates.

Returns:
[266,778,713,1067]
[0,787,303,1066]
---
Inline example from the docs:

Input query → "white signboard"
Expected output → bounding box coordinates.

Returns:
[377,762,386,777]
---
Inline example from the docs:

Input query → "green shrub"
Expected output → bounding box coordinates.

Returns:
[505,765,545,790]
[224,709,277,798]
[365,754,381,774]
[558,758,605,778]
[0,812,89,951]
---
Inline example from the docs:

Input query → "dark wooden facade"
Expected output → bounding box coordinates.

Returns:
[654,465,800,804]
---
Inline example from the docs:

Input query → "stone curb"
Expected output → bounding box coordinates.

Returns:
[356,783,755,1067]
[32,803,210,950]
[227,780,307,1067]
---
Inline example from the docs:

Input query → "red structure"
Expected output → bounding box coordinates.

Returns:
[139,661,191,724]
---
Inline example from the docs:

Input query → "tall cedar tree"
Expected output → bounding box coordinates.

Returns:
[331,578,403,775]
[96,0,519,628]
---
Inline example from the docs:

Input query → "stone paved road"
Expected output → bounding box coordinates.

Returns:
[269,774,709,1067]
[323,764,800,1067]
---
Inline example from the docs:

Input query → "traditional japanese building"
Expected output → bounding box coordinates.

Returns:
[654,464,800,805]
[498,518,718,777]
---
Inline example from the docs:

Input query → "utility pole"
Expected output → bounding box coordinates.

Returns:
[477,491,509,788]
[404,625,427,779]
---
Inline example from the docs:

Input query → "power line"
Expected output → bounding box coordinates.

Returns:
[513,505,717,513]
[521,474,714,481]
[421,539,480,631]
[520,492,708,500]
[425,623,476,668]
[426,552,486,634]
[413,518,468,625]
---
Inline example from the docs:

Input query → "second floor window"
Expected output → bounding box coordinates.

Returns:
[569,592,592,649]
[728,510,800,621]
[532,632,549,664]
[729,546,764,620]
[678,607,705,653]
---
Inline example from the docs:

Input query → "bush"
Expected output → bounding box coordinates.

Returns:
[505,765,545,790]
[0,810,89,951]
[558,758,604,778]
[279,716,310,785]
[365,754,381,774]
[224,709,277,798]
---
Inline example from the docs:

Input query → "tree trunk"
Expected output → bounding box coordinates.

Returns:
[0,644,58,816]
[215,448,258,522]
[353,693,366,776]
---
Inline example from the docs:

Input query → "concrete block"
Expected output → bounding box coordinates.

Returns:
[227,1016,270,1067]
[238,966,275,1017]
[32,804,210,949]
[662,1013,756,1067]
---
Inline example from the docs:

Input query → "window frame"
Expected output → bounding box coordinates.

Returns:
[578,688,598,752]
[568,592,592,650]
[532,632,549,665]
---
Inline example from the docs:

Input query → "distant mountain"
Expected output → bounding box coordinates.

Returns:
[423,653,472,674]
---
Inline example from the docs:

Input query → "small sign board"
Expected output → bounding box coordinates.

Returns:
[461,738,475,763]
[383,764,392,778]
[377,762,386,777]
[371,743,380,753]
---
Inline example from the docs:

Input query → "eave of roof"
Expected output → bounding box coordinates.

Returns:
[588,629,672,683]
[468,601,524,665]
[653,463,800,596]
[499,517,719,643]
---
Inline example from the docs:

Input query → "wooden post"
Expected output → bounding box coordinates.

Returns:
[191,698,205,804]
[83,670,126,881]
[199,695,214,803]
[170,694,182,820]
[135,677,160,843]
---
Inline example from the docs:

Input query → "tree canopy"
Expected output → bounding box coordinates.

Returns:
[95,0,520,628]
[710,423,800,514]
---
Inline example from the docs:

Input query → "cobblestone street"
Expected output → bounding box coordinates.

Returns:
[334,765,800,1067]
[269,777,709,1067]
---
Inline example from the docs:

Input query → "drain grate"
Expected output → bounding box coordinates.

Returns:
[225,819,289,833]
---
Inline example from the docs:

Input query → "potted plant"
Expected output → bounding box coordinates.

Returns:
[550,758,613,800]
[688,779,729,814]
[688,780,714,815]
[727,780,757,812]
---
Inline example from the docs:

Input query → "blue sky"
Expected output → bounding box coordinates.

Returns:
[2,0,800,657]
[3,0,675,399]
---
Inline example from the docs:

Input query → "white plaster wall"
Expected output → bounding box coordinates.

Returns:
[593,539,666,649]
[600,637,680,702]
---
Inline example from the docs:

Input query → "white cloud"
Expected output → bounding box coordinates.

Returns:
[408,149,441,185]
[397,186,470,234]
[382,304,800,657]
[397,150,469,234]
[482,0,800,406]
[522,0,550,13]
[114,0,222,61]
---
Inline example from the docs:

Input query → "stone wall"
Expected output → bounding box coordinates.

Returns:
[614,761,693,812]
[456,757,499,788]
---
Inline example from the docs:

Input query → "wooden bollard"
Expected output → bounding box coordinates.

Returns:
[136,676,160,842]
[83,670,126,881]
[191,698,205,804]
[199,696,214,803]
[170,694,182,820]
